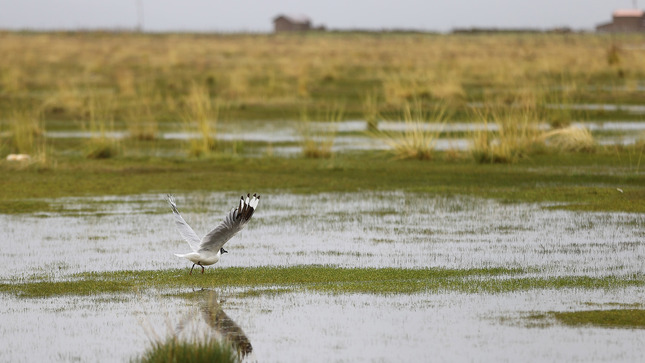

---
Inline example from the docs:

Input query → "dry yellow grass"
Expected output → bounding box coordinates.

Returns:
[373,101,447,160]
[541,126,595,153]
[470,105,543,164]
[8,108,44,155]
[1,32,644,124]
[298,106,343,159]
[83,93,120,159]
[182,83,219,157]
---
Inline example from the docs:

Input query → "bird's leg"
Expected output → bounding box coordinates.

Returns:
[190,263,196,275]
[200,263,205,274]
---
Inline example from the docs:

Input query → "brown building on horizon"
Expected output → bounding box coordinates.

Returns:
[273,14,312,32]
[596,9,645,32]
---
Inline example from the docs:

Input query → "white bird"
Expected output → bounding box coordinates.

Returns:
[166,193,260,275]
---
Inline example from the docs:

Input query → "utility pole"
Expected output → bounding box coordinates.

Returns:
[136,0,144,32]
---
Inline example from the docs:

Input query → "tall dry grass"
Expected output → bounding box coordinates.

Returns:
[470,105,543,163]
[2,32,643,126]
[2,107,51,167]
[540,126,595,153]
[83,93,120,159]
[373,101,447,160]
[8,108,44,155]
[182,84,219,157]
[299,105,343,159]
[125,88,160,141]
[362,91,381,131]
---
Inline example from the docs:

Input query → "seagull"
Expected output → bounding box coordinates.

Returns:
[166,193,260,275]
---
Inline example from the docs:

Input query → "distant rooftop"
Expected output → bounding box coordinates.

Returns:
[274,14,312,24]
[613,9,644,17]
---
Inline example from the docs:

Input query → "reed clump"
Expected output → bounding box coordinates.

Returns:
[135,337,239,363]
[3,108,51,167]
[362,91,381,132]
[299,106,342,159]
[8,108,44,155]
[125,88,160,141]
[470,105,543,164]
[182,84,219,157]
[540,126,595,153]
[83,93,120,159]
[373,101,447,160]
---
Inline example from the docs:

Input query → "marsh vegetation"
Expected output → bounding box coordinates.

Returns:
[0,31,644,361]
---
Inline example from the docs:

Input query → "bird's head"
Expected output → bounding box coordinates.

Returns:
[220,247,228,254]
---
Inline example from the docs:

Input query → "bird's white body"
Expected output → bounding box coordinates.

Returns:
[167,193,260,274]
[174,250,222,266]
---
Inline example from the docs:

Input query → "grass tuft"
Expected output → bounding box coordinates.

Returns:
[299,106,342,159]
[126,89,159,141]
[373,101,447,160]
[362,91,381,132]
[135,337,239,363]
[541,126,595,153]
[182,84,219,157]
[470,106,543,163]
[83,93,120,159]
[8,108,44,155]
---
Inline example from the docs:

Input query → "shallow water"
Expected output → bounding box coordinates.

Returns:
[43,119,645,156]
[1,192,643,281]
[2,192,645,362]
[2,287,645,362]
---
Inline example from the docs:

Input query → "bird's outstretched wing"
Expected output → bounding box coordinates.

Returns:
[199,194,260,252]
[166,194,201,252]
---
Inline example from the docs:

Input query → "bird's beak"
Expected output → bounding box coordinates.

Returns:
[222,248,228,254]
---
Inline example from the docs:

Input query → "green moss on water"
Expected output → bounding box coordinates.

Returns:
[1,266,643,298]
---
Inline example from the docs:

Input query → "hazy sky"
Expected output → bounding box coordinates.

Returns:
[0,0,640,32]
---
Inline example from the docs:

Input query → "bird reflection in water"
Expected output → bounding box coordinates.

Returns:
[200,291,253,358]
[174,290,253,359]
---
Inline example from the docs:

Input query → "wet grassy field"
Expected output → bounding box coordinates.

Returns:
[1,31,644,361]
[1,152,644,214]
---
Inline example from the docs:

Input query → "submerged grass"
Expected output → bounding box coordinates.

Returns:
[547,309,645,329]
[2,266,644,298]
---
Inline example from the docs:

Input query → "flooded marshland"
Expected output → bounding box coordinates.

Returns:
[1,192,644,361]
[3,31,645,362]
[2,192,644,279]
[41,118,645,157]
[3,287,645,362]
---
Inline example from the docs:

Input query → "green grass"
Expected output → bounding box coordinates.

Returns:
[0,151,643,213]
[548,309,645,329]
[135,337,239,363]
[2,266,644,298]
